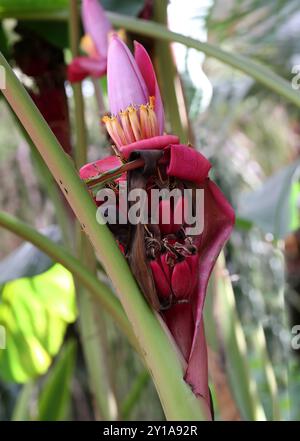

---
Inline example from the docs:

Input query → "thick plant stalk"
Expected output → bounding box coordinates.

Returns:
[69,0,87,167]
[0,53,206,420]
[30,146,73,247]
[92,78,106,117]
[153,0,189,143]
[249,325,280,421]
[68,0,118,420]
[121,370,150,420]
[6,106,72,247]
[12,383,34,421]
[76,234,118,420]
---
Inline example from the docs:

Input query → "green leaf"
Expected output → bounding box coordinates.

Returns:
[238,160,300,238]
[38,340,76,421]
[0,264,77,383]
[12,382,34,421]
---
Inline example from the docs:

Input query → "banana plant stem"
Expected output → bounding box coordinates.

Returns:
[6,105,72,248]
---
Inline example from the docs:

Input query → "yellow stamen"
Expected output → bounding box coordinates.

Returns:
[128,106,142,141]
[110,116,127,146]
[147,105,159,137]
[102,115,125,147]
[102,96,160,147]
[120,110,136,144]
[102,115,118,146]
[140,105,151,138]
[80,34,98,58]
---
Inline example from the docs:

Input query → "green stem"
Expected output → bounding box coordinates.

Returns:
[249,325,280,421]
[92,78,106,117]
[1,9,298,108]
[76,235,118,420]
[0,52,206,420]
[0,210,134,345]
[69,0,87,168]
[153,0,189,142]
[6,105,72,247]
[30,142,73,247]
[121,370,150,420]
[12,382,34,421]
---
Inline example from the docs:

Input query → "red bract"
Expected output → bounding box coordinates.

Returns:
[68,0,112,82]
[80,155,122,180]
[162,179,234,407]
[80,36,235,418]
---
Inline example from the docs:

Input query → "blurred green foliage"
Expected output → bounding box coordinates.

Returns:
[0,264,76,383]
[38,340,76,421]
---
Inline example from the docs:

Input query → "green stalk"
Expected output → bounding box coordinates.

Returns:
[30,146,73,247]
[76,233,118,420]
[69,0,118,420]
[12,382,34,421]
[6,106,72,247]
[69,0,87,168]
[153,0,189,142]
[1,8,298,108]
[0,210,134,346]
[249,325,280,421]
[0,53,206,420]
[121,370,150,420]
